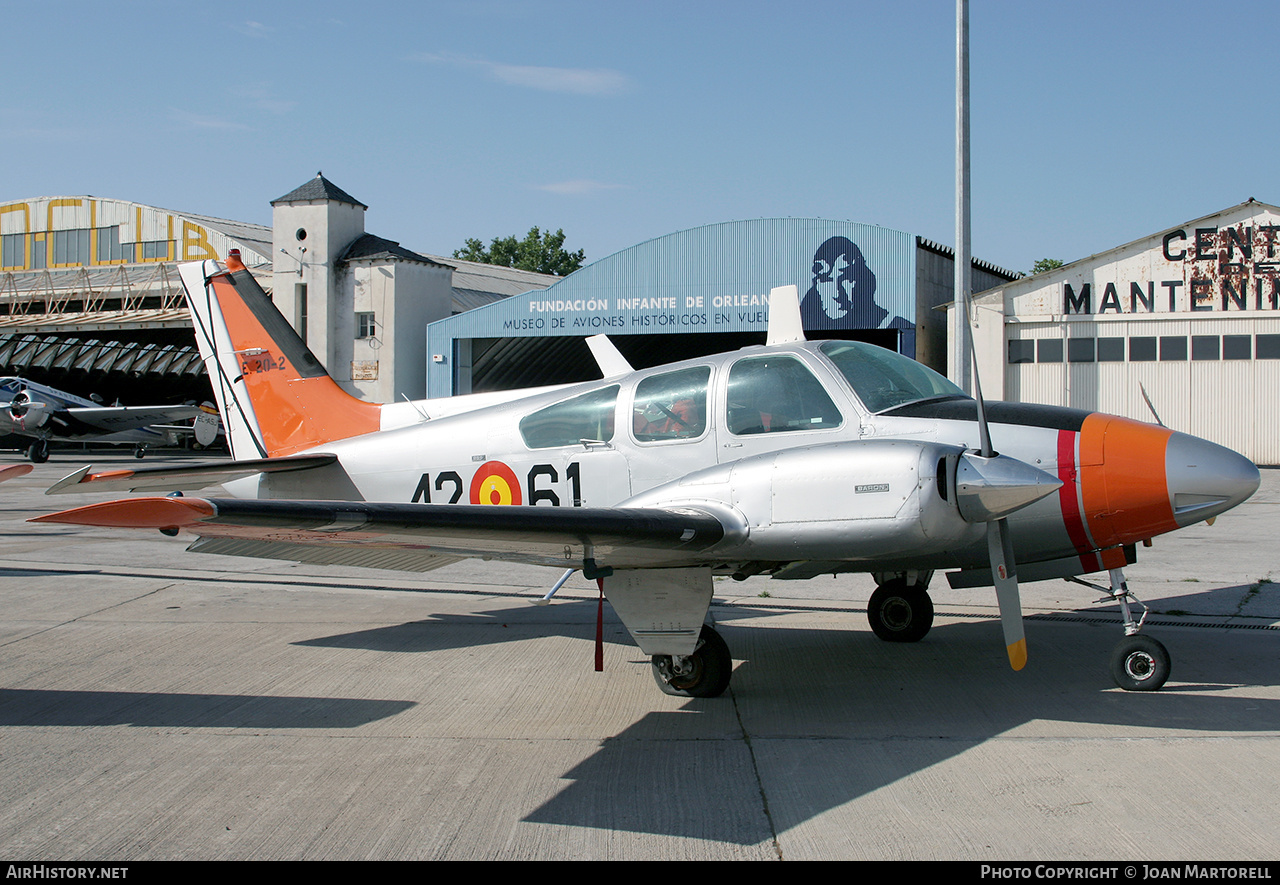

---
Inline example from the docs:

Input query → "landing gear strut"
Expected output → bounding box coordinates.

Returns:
[867,573,934,643]
[1071,567,1171,691]
[651,624,732,698]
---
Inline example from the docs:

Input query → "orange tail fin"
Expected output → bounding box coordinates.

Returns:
[180,252,381,459]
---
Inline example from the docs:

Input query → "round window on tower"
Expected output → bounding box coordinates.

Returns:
[295,228,307,241]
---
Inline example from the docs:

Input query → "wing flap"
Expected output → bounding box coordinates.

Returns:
[188,536,465,573]
[32,497,729,571]
[45,454,340,495]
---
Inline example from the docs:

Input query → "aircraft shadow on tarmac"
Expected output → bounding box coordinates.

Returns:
[0,687,413,729]
[289,596,1280,843]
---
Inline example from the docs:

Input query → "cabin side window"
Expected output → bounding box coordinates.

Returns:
[519,386,619,449]
[725,356,842,435]
[632,366,710,442]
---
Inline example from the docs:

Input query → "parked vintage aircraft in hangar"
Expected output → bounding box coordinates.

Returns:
[34,251,1260,697]
[0,376,217,462]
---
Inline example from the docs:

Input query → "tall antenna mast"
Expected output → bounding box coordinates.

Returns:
[954,0,991,455]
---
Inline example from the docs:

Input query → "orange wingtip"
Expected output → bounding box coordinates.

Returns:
[0,464,33,482]
[30,497,215,529]
[1007,638,1028,671]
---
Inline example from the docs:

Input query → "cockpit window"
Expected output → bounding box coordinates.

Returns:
[633,366,709,442]
[520,385,618,449]
[726,355,842,435]
[819,340,965,412]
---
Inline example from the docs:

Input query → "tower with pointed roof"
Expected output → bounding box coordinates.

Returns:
[271,173,368,387]
[269,173,453,401]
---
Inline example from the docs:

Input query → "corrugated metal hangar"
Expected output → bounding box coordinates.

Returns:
[961,199,1280,464]
[426,220,1015,396]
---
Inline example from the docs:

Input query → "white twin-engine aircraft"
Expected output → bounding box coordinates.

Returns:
[35,251,1260,698]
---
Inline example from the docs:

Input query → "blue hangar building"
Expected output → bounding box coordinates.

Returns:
[425,218,1016,398]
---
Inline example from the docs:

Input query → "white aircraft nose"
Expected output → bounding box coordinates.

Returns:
[1165,431,1261,528]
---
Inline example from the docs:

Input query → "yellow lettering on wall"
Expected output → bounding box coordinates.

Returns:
[182,221,217,260]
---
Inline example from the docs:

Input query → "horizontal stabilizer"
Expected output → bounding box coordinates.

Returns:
[45,454,339,495]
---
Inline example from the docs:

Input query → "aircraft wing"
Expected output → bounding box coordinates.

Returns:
[60,405,202,434]
[45,454,340,495]
[31,497,729,574]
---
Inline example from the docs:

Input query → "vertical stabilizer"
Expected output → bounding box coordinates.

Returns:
[180,254,381,460]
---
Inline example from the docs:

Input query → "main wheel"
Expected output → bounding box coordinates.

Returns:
[27,441,48,464]
[651,624,732,698]
[867,580,934,643]
[1110,635,1171,691]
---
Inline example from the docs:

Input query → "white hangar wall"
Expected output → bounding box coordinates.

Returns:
[966,199,1280,464]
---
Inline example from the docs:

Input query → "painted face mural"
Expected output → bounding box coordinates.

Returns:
[799,236,913,334]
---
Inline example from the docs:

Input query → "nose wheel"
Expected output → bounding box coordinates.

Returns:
[1070,567,1172,691]
[1110,634,1171,691]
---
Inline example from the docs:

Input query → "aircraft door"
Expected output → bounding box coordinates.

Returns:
[626,365,717,495]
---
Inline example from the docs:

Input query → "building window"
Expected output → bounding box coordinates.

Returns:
[1037,339,1063,363]
[1067,338,1095,362]
[1007,340,1034,364]
[356,312,376,339]
[1159,337,1187,361]
[1223,335,1252,360]
[0,233,24,269]
[1257,335,1280,359]
[1191,335,1220,361]
[1097,338,1124,362]
[295,283,308,345]
[1130,337,1157,361]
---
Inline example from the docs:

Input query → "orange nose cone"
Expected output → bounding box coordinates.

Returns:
[1078,414,1176,548]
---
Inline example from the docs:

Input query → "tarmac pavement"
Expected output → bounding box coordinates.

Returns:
[0,451,1277,860]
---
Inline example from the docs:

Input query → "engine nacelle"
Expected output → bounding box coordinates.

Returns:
[621,438,986,564]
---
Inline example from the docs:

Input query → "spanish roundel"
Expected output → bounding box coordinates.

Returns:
[469,461,523,505]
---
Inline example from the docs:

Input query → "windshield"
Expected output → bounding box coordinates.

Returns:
[818,340,966,413]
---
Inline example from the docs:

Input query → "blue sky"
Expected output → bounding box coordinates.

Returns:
[3,0,1277,275]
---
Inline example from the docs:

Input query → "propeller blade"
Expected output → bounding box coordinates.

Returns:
[987,517,1026,670]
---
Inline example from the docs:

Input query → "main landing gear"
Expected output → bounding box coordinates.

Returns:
[26,439,49,463]
[651,624,733,698]
[1070,567,1171,692]
[867,572,934,643]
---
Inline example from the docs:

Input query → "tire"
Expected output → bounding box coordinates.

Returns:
[27,441,48,464]
[651,625,732,698]
[1110,635,1171,691]
[867,580,934,643]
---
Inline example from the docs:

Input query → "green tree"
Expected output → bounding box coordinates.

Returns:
[1030,258,1064,275]
[454,226,585,276]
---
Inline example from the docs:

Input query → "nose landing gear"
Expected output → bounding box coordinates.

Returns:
[1071,567,1171,692]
